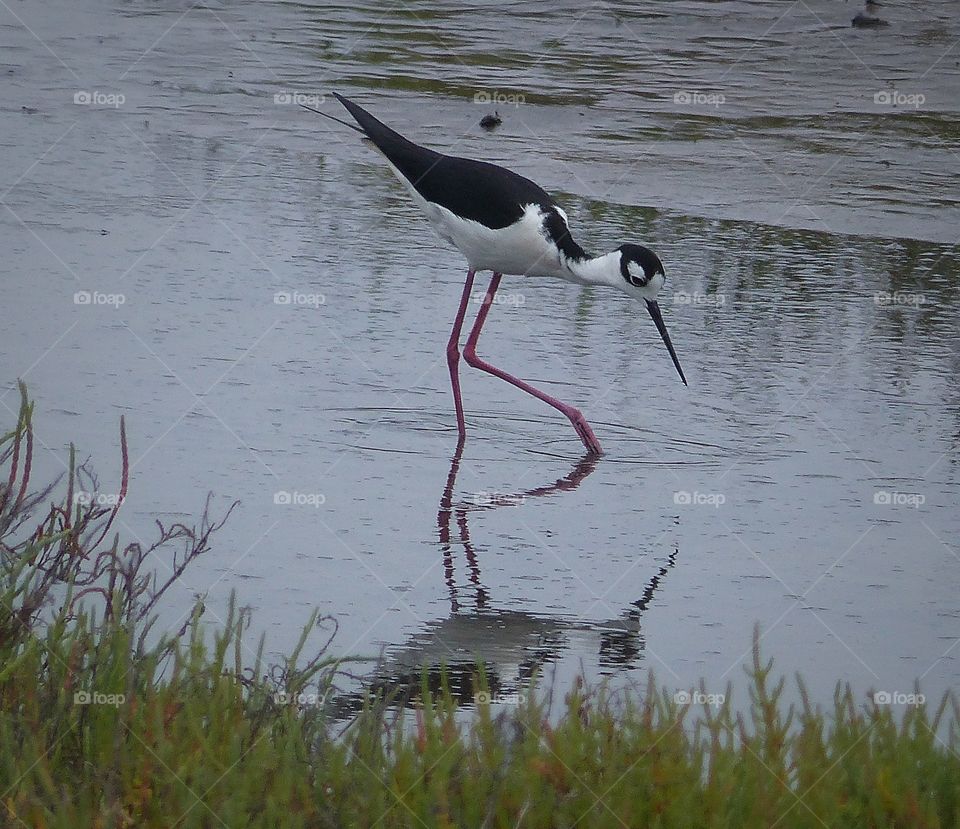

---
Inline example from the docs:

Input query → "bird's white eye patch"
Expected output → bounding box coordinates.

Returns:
[626,261,647,286]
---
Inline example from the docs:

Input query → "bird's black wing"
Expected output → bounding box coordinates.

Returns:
[333,93,589,260]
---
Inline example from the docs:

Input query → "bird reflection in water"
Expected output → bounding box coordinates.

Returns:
[333,443,678,717]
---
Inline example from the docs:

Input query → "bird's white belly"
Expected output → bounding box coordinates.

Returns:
[428,203,563,276]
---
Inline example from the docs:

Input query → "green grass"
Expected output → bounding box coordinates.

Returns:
[2,383,959,827]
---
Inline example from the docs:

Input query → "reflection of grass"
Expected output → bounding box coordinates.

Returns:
[2,386,958,826]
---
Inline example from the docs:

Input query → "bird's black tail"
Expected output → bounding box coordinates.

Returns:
[320,93,443,188]
[331,93,410,149]
[299,102,364,134]
[301,94,408,145]
[302,94,441,175]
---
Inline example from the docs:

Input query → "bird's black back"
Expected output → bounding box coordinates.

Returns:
[333,93,588,260]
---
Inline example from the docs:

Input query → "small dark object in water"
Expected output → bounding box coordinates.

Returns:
[479,111,501,130]
[852,12,889,27]
[852,0,888,27]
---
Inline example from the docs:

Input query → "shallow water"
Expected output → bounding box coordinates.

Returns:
[2,0,959,709]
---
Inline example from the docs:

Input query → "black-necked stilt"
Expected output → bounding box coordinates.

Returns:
[312,93,687,455]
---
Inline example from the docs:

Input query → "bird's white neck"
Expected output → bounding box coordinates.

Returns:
[560,250,664,301]
[563,251,625,291]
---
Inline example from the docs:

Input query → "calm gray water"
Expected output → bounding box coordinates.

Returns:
[2,0,958,709]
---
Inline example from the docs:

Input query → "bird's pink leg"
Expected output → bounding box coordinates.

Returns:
[447,269,476,439]
[463,273,603,455]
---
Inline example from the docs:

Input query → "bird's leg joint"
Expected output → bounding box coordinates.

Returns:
[446,339,460,366]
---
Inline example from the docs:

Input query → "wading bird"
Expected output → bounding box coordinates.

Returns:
[311,93,687,455]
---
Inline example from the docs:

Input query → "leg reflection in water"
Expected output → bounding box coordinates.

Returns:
[438,439,599,613]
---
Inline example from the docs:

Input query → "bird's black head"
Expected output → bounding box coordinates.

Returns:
[618,244,665,290]
[616,243,687,386]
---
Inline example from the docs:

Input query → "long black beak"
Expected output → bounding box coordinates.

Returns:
[645,299,687,386]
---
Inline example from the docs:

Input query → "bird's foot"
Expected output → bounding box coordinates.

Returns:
[565,408,603,456]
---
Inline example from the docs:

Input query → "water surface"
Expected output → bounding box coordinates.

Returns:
[2,0,958,709]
